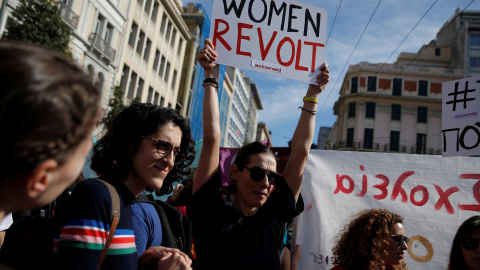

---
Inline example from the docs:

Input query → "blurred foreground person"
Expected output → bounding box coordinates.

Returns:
[0,41,100,224]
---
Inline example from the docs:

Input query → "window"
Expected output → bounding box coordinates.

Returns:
[143,39,152,61]
[170,29,177,47]
[346,128,354,148]
[363,129,374,149]
[136,78,144,99]
[165,22,172,41]
[160,96,165,107]
[144,0,152,14]
[470,57,480,68]
[151,2,159,22]
[392,78,402,96]
[390,131,400,152]
[127,72,138,99]
[470,34,480,46]
[367,76,377,92]
[158,56,166,77]
[366,102,375,118]
[164,62,170,82]
[171,70,177,89]
[120,65,130,90]
[153,50,160,71]
[419,80,428,96]
[136,31,145,55]
[128,23,138,47]
[160,14,167,33]
[416,133,426,154]
[391,104,401,121]
[435,48,441,56]
[147,87,153,103]
[177,39,183,56]
[350,77,358,93]
[417,107,427,123]
[348,102,356,118]
[154,92,160,105]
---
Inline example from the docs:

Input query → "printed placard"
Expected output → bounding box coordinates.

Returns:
[209,0,328,84]
[442,75,480,157]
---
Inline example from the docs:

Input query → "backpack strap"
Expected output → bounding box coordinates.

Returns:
[95,179,120,270]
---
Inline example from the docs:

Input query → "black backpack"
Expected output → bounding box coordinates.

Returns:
[133,193,192,258]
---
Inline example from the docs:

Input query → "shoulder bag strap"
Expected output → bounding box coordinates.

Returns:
[95,179,120,270]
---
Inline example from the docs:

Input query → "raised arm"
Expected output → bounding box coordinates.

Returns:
[192,39,221,194]
[282,64,330,201]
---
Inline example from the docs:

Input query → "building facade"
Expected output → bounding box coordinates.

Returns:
[117,0,190,111]
[330,45,463,154]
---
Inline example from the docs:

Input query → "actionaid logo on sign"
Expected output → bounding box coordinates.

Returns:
[251,59,284,73]
[209,0,328,84]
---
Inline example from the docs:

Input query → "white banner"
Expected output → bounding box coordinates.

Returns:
[442,75,480,157]
[209,0,327,84]
[294,150,480,269]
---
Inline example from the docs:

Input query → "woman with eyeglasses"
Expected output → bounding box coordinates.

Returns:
[448,215,480,270]
[187,39,330,270]
[55,103,195,270]
[331,208,409,270]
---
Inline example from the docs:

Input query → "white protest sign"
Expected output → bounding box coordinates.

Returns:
[209,0,327,84]
[442,75,480,157]
[293,150,480,270]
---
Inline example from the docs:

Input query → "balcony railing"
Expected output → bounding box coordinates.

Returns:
[60,5,79,29]
[331,141,441,155]
[89,33,116,61]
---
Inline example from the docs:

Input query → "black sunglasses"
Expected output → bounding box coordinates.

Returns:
[462,237,480,251]
[241,166,279,185]
[137,135,186,164]
[391,235,409,246]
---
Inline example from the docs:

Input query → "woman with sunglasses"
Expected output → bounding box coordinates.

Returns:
[187,39,329,270]
[331,208,409,270]
[55,103,195,270]
[448,215,480,270]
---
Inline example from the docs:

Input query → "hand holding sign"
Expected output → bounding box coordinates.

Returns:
[196,39,219,80]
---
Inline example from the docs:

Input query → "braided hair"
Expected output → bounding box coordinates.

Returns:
[0,41,101,182]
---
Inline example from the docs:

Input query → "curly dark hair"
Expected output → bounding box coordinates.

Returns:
[448,215,480,270]
[91,103,195,195]
[332,208,409,270]
[0,41,100,182]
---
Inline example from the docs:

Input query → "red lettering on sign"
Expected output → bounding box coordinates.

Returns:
[257,28,277,60]
[391,171,414,203]
[213,19,232,51]
[459,174,480,212]
[410,185,428,206]
[373,174,389,200]
[433,185,459,214]
[237,23,253,57]
[295,39,308,71]
[277,37,295,66]
[334,174,354,194]
[355,165,367,197]
[304,41,324,72]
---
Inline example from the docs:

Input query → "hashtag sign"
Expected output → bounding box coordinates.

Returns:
[445,81,477,111]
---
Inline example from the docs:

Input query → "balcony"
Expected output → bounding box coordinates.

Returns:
[89,33,116,61]
[332,141,441,155]
[60,5,79,29]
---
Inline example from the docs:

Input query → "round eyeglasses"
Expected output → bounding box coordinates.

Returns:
[137,135,186,164]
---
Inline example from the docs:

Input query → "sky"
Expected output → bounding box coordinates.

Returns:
[185,0,480,147]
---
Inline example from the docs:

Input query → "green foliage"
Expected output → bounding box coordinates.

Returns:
[101,85,126,128]
[2,0,72,58]
[101,86,143,128]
